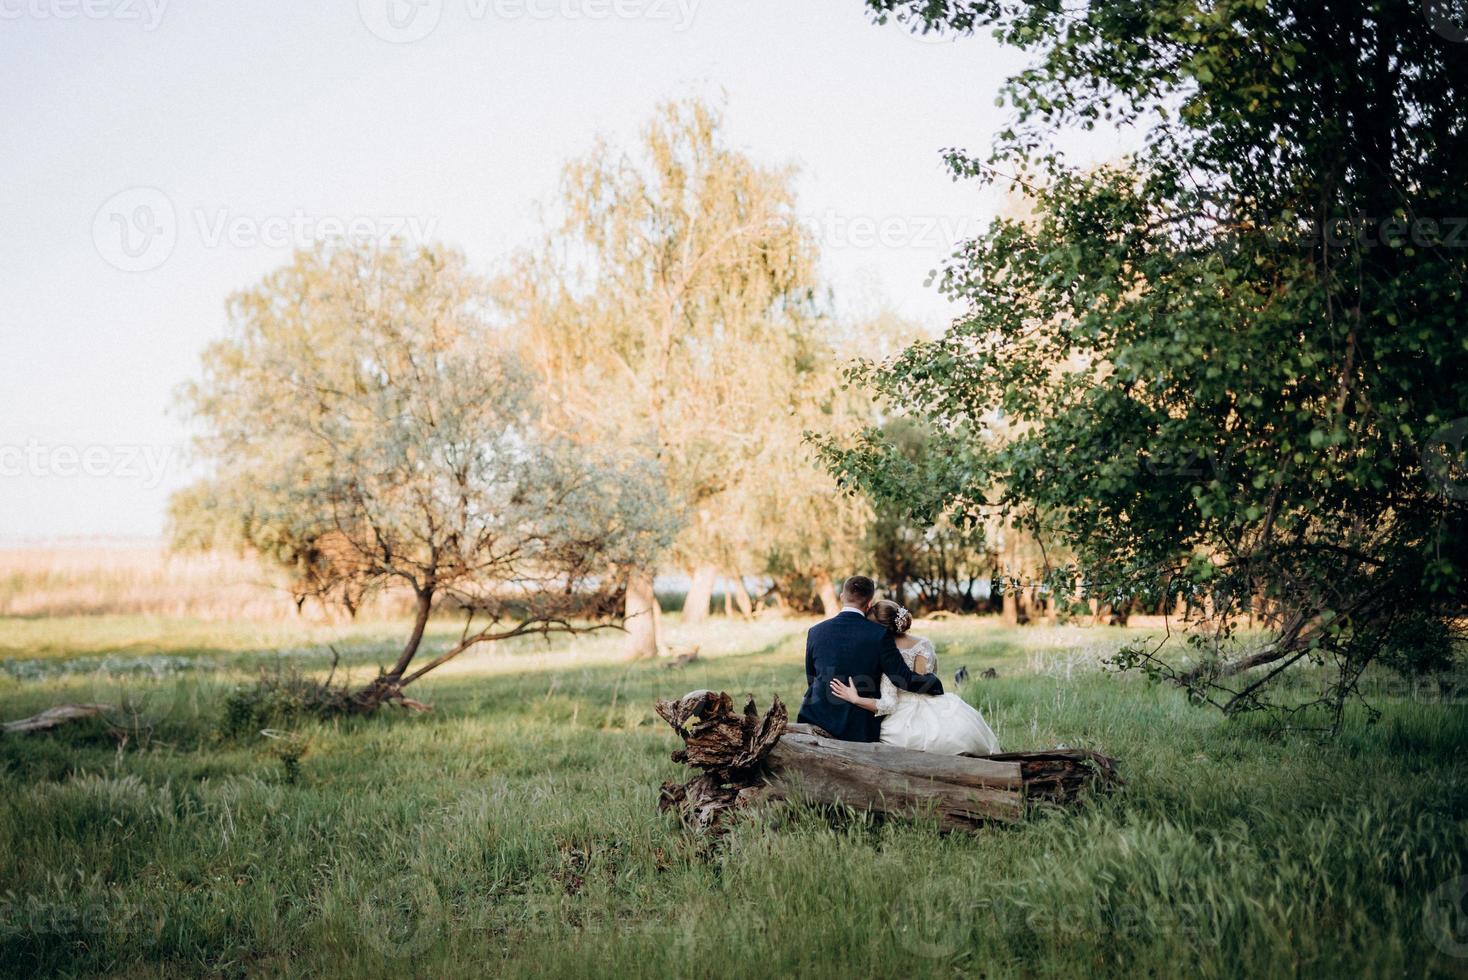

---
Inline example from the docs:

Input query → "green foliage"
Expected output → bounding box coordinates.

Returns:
[174,240,676,686]
[218,666,351,738]
[857,418,992,610]
[843,0,1468,720]
[1376,614,1461,679]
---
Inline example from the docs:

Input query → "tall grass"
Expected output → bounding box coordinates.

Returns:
[0,617,1464,978]
[0,546,421,621]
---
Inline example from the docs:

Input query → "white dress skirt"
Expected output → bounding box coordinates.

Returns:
[876,636,1001,756]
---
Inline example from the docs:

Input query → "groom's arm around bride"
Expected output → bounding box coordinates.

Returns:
[796,575,942,744]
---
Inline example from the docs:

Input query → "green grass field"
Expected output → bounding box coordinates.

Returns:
[2,614,1466,978]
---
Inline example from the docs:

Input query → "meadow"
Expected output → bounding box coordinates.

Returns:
[2,609,1466,979]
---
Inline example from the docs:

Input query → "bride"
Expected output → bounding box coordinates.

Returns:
[829,600,1002,756]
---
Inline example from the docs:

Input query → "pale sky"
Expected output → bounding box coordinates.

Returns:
[0,0,1136,542]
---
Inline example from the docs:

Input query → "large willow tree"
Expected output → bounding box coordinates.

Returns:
[499,98,832,654]
[830,0,1468,724]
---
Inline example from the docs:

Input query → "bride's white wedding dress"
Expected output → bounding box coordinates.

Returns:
[876,637,1001,755]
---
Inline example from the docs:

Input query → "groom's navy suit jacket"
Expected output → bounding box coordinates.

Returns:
[797,610,944,742]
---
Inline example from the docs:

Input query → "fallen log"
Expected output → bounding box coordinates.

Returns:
[2,703,114,734]
[654,690,1119,834]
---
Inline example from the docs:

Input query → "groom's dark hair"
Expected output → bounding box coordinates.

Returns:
[840,575,877,607]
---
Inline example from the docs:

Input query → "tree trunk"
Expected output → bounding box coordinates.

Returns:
[1002,587,1020,626]
[388,588,434,677]
[683,565,717,625]
[813,571,840,617]
[625,570,660,659]
[654,692,1120,835]
[729,573,755,620]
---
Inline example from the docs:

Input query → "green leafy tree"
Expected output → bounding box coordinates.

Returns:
[842,417,992,613]
[174,242,672,709]
[836,0,1468,725]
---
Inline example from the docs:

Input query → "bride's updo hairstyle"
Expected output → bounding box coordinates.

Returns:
[868,599,913,637]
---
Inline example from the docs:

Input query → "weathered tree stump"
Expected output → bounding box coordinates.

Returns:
[654,690,1119,834]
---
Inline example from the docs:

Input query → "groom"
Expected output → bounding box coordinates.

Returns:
[797,575,943,742]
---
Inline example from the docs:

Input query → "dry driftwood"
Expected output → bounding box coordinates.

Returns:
[2,704,114,734]
[654,690,1119,834]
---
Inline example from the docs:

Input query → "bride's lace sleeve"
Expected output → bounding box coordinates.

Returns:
[874,675,899,716]
[876,639,939,716]
[914,637,938,674]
